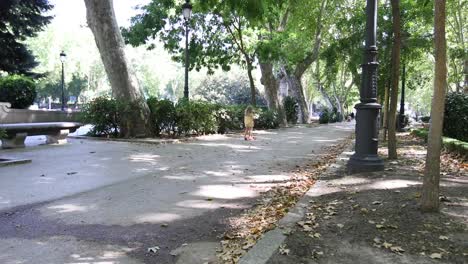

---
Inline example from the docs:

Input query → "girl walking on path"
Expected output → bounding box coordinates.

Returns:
[244,105,255,140]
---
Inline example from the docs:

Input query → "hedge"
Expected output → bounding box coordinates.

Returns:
[0,75,36,109]
[411,128,468,158]
[82,97,280,137]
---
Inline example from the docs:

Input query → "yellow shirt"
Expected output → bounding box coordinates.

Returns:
[244,113,254,128]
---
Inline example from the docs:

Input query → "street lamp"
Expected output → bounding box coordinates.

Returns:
[182,0,192,99]
[60,51,66,111]
[347,0,384,174]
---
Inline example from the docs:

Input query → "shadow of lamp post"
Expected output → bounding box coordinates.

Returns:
[60,50,67,111]
[182,0,192,100]
[347,0,384,174]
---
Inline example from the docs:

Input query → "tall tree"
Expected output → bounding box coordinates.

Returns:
[421,0,447,212]
[83,0,151,137]
[0,0,52,76]
[387,0,402,159]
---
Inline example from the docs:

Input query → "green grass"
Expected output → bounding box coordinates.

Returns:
[411,128,468,158]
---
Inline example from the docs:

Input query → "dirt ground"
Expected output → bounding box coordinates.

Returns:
[267,133,468,264]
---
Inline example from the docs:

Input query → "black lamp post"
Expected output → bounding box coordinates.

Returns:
[347,0,384,174]
[182,0,192,100]
[60,51,66,111]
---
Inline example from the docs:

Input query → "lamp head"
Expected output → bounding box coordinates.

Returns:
[60,51,66,63]
[182,0,192,20]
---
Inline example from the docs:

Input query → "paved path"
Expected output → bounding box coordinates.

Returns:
[0,122,353,264]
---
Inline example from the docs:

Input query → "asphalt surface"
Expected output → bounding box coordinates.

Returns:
[0,123,354,264]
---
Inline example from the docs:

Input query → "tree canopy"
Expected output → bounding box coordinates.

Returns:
[0,0,53,77]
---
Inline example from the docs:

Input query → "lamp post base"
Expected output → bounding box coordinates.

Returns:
[347,153,384,174]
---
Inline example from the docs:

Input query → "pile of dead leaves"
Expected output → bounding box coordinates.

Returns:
[217,137,353,263]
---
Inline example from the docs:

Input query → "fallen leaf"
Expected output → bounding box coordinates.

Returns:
[383,242,393,249]
[147,246,160,253]
[391,246,405,254]
[279,245,290,255]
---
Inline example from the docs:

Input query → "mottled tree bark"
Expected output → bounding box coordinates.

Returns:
[421,0,447,213]
[387,0,401,159]
[259,62,287,127]
[84,0,151,137]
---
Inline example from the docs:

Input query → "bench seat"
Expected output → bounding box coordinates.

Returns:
[0,122,82,149]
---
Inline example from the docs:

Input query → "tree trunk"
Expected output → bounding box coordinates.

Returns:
[84,0,151,138]
[464,58,468,93]
[421,0,447,213]
[387,0,401,159]
[287,75,309,123]
[259,61,287,127]
[245,55,257,106]
[383,79,390,141]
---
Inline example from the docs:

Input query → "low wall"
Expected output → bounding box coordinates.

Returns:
[0,103,81,124]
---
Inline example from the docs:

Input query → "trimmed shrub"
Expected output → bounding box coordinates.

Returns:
[81,96,125,137]
[81,98,280,138]
[0,128,6,139]
[319,109,330,124]
[147,97,176,136]
[255,107,279,129]
[421,116,430,123]
[443,92,468,142]
[215,104,245,134]
[283,96,298,124]
[411,128,468,158]
[175,99,218,136]
[329,107,343,123]
[0,75,36,109]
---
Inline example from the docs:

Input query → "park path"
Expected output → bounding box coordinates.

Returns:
[0,122,353,264]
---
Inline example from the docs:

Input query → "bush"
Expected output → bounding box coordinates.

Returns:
[411,128,467,158]
[0,128,6,139]
[147,97,176,136]
[319,109,330,124]
[0,75,36,109]
[81,98,281,138]
[81,96,125,137]
[443,92,468,142]
[255,107,279,129]
[283,96,298,124]
[329,107,343,123]
[421,116,430,123]
[215,104,245,134]
[175,99,218,136]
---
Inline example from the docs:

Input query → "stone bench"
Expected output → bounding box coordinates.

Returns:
[0,122,82,149]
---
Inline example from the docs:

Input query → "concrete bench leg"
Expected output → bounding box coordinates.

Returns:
[1,133,27,149]
[46,129,70,145]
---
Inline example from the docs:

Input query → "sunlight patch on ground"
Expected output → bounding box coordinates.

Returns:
[195,142,261,150]
[163,174,199,181]
[365,179,421,190]
[128,154,160,164]
[254,130,278,135]
[34,176,56,184]
[176,199,248,210]
[328,177,372,186]
[197,134,230,141]
[194,185,258,199]
[243,174,290,183]
[48,203,94,213]
[0,196,11,205]
[134,212,181,224]
[204,170,230,177]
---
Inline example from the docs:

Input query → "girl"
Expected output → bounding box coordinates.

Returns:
[244,105,255,140]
